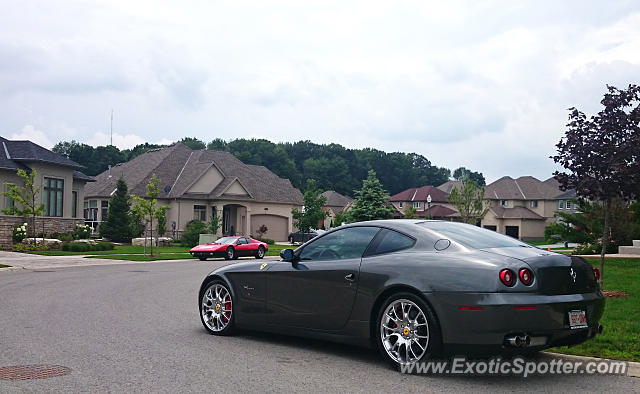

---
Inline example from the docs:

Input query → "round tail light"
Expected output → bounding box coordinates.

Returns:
[499,269,516,287]
[519,268,534,286]
[593,267,600,281]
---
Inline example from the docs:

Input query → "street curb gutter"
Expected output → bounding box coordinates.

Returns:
[547,352,640,378]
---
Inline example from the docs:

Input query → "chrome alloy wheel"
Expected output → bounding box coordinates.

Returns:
[380,299,429,364]
[226,248,235,259]
[201,283,233,332]
[257,247,265,258]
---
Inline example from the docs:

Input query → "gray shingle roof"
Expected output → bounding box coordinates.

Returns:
[85,143,303,204]
[485,176,562,200]
[437,180,463,194]
[490,206,544,220]
[1,136,93,181]
[321,190,353,212]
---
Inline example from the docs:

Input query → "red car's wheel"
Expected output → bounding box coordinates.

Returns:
[255,246,265,259]
[224,246,236,260]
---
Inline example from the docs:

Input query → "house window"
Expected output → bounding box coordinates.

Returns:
[194,205,207,221]
[4,184,14,211]
[566,201,572,210]
[530,200,538,208]
[399,202,403,208]
[500,200,508,207]
[72,191,78,218]
[84,201,89,219]
[558,200,564,209]
[89,200,98,221]
[413,202,421,208]
[101,201,109,220]
[43,177,64,217]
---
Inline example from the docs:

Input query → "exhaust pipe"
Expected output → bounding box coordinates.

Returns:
[505,334,531,347]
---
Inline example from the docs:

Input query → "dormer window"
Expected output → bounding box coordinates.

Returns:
[500,200,508,207]
[399,202,403,208]
[530,200,538,208]
[413,202,421,208]
[558,200,564,209]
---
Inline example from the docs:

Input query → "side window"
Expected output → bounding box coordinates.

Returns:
[299,226,379,261]
[367,229,415,256]
[237,238,246,245]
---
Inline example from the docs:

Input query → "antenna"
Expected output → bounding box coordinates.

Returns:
[110,109,114,146]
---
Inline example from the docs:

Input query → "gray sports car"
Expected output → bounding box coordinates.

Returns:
[198,220,604,367]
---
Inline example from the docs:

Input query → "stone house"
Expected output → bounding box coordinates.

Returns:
[0,136,94,246]
[84,143,303,242]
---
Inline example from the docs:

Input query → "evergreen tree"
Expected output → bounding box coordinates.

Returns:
[347,170,395,222]
[99,177,132,242]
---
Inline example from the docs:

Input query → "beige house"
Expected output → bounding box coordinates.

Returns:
[84,143,303,242]
[389,185,459,219]
[0,136,94,246]
[320,190,353,228]
[480,176,576,240]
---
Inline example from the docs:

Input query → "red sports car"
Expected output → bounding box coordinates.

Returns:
[190,236,268,261]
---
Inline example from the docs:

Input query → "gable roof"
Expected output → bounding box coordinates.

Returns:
[321,190,353,211]
[0,136,93,181]
[85,143,303,204]
[484,176,562,200]
[437,180,463,194]
[389,185,449,203]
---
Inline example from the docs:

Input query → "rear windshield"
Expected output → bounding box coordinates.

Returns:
[418,222,530,249]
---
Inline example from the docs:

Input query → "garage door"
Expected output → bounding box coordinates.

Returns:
[251,214,288,242]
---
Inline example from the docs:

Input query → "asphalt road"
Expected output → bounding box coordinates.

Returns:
[0,260,637,393]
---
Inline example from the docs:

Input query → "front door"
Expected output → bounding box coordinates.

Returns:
[266,226,380,331]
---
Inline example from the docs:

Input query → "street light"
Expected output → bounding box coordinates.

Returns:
[427,194,432,219]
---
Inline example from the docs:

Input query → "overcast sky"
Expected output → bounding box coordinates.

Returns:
[1,1,639,183]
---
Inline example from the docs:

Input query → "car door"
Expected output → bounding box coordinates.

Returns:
[234,238,251,256]
[266,226,380,331]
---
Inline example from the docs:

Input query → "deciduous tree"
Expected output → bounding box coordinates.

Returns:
[131,174,171,256]
[448,179,490,224]
[2,169,45,239]
[291,179,329,232]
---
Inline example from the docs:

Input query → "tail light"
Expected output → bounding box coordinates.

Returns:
[593,267,600,281]
[519,268,534,286]
[499,269,516,287]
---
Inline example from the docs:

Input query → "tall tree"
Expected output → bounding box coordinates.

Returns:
[452,167,486,186]
[179,137,206,150]
[552,84,640,285]
[448,179,490,224]
[131,174,171,256]
[347,170,395,222]
[99,177,132,242]
[2,169,45,239]
[291,179,329,233]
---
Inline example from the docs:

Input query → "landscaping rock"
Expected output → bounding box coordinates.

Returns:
[72,239,97,245]
[132,237,173,247]
[22,238,62,247]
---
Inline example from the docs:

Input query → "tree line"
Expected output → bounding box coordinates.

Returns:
[53,137,485,196]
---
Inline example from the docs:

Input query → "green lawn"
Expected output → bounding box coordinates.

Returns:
[32,245,191,256]
[87,254,192,261]
[0,264,10,268]
[549,257,640,361]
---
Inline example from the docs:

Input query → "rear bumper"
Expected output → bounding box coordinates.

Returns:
[425,291,605,352]
[190,250,227,259]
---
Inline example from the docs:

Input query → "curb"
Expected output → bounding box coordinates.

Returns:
[547,352,640,378]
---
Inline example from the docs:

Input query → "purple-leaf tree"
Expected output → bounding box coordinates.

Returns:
[552,84,640,285]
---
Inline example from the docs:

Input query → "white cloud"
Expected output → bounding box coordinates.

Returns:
[85,132,146,150]
[9,125,54,149]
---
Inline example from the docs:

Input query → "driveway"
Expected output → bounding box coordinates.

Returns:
[0,261,637,393]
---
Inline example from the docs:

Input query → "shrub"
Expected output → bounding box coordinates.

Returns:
[12,223,28,243]
[13,242,50,253]
[49,232,74,242]
[73,224,92,240]
[61,241,114,252]
[573,241,618,255]
[181,220,208,247]
[257,237,275,245]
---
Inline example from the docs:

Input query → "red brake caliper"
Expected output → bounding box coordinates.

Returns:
[223,296,231,322]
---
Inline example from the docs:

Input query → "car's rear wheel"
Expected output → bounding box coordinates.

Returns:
[199,280,235,335]
[375,293,441,368]
[224,247,236,260]
[255,246,265,259]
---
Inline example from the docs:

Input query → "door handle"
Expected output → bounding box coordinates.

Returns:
[344,273,356,282]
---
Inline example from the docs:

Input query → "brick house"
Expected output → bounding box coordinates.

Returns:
[0,136,94,247]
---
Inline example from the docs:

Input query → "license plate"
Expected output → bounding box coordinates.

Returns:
[568,310,587,329]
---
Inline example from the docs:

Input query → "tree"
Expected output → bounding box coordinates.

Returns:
[403,206,418,219]
[452,167,486,186]
[99,177,132,242]
[552,84,640,285]
[179,137,206,150]
[448,179,490,224]
[347,170,395,222]
[181,219,208,247]
[207,207,222,236]
[131,174,171,256]
[291,179,329,233]
[2,169,45,239]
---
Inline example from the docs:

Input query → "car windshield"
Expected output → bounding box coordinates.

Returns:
[418,221,531,249]
[213,237,237,245]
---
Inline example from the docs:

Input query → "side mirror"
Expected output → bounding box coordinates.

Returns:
[280,248,299,267]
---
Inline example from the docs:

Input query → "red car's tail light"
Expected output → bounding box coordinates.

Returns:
[499,269,516,287]
[593,267,600,281]
[519,268,534,286]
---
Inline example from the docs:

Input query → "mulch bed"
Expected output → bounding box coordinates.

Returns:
[603,290,631,298]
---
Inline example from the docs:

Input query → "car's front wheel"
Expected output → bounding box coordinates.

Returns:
[198,256,207,261]
[199,279,235,335]
[224,247,236,260]
[255,246,265,259]
[375,293,441,368]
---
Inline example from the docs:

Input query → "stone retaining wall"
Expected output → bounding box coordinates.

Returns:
[0,216,84,248]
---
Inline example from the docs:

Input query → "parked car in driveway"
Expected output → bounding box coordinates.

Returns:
[198,220,604,368]
[288,229,320,244]
[190,236,268,261]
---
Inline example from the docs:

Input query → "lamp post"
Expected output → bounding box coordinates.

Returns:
[427,194,432,219]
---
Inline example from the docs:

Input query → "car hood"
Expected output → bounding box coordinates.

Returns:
[191,244,228,252]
